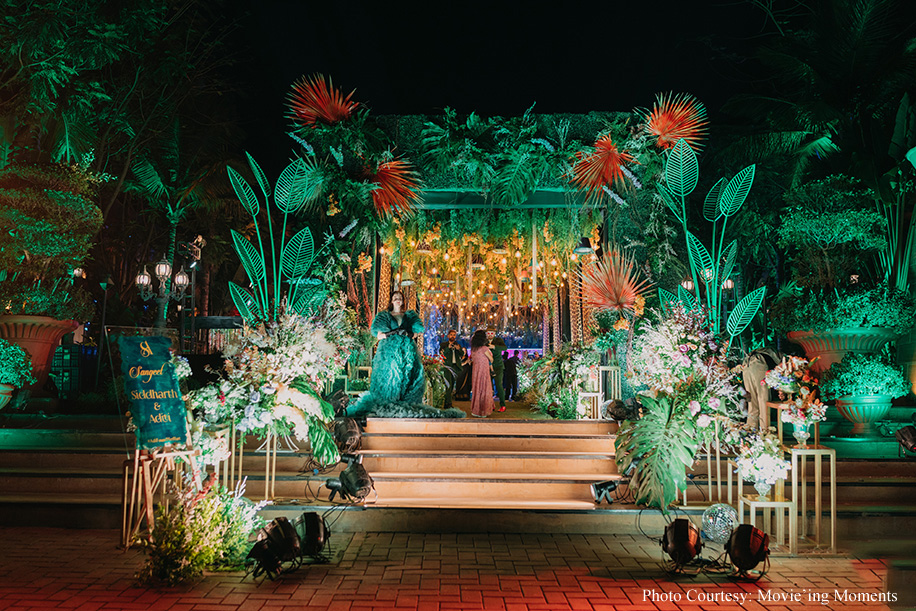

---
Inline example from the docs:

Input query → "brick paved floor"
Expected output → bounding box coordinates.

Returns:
[0,528,902,610]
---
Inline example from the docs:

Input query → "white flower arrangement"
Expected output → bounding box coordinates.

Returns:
[735,431,791,485]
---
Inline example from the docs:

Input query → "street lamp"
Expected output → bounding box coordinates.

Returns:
[136,257,190,328]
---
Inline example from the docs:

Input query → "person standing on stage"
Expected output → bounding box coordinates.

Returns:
[503,350,519,401]
[488,329,507,413]
[470,329,494,418]
[439,329,466,409]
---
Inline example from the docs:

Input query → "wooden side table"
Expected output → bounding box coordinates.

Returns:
[790,445,837,553]
[739,493,798,555]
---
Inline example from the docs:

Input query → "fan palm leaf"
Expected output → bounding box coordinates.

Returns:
[368,159,421,219]
[287,74,358,128]
[579,247,653,315]
[569,135,635,201]
[641,92,709,152]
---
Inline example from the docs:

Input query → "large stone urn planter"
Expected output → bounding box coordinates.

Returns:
[0,315,79,396]
[787,327,897,373]
[834,394,893,436]
[0,383,13,409]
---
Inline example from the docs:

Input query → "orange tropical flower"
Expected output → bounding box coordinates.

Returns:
[569,135,635,201]
[579,248,653,315]
[368,160,421,219]
[288,74,358,127]
[642,92,709,151]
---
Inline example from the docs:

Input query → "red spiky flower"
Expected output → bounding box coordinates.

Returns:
[642,92,709,151]
[369,160,421,219]
[579,248,653,315]
[569,135,635,200]
[288,74,358,127]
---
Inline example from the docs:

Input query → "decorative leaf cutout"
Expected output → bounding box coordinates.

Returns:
[704,177,726,222]
[727,286,767,339]
[246,152,271,200]
[664,139,698,198]
[281,227,315,280]
[719,165,755,217]
[678,284,698,311]
[275,158,313,214]
[228,282,262,323]
[720,240,738,284]
[231,229,266,285]
[292,282,325,315]
[658,288,679,314]
[906,146,916,171]
[685,231,714,280]
[657,183,683,222]
[227,166,259,218]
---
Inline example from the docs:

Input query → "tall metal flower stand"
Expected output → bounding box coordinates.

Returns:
[790,445,837,554]
[738,491,798,556]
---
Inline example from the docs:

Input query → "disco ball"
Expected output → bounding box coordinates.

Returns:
[701,503,739,544]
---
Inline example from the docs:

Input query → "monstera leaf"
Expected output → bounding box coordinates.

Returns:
[227,166,259,218]
[281,227,315,280]
[704,177,726,222]
[491,148,541,207]
[719,165,755,217]
[228,281,263,323]
[664,139,698,198]
[614,394,698,514]
[726,286,767,340]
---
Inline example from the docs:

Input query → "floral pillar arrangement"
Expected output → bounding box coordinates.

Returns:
[763,356,826,447]
[735,431,791,500]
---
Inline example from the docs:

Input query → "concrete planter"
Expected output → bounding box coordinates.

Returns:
[0,315,79,396]
[834,394,893,436]
[787,327,897,373]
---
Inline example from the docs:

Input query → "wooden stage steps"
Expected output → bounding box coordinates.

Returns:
[1,415,915,542]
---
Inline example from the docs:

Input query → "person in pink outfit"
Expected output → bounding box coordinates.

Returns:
[469,329,494,418]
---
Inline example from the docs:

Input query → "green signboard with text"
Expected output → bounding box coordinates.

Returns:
[117,335,188,449]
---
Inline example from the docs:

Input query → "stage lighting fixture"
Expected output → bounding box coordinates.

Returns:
[326,461,374,502]
[333,418,361,453]
[895,425,916,454]
[662,519,703,569]
[293,511,329,559]
[726,524,770,577]
[591,480,618,504]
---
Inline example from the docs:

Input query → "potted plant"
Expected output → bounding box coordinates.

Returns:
[0,338,36,409]
[771,285,916,372]
[820,352,911,436]
[0,162,102,393]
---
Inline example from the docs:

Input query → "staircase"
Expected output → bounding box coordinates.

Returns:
[352,418,620,510]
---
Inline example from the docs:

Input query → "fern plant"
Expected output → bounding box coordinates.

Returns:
[226,154,333,323]
[659,139,766,344]
[614,393,698,514]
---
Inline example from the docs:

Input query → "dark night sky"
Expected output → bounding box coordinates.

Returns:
[230,1,770,172]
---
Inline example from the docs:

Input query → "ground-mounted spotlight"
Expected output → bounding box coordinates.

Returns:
[895,425,916,455]
[726,524,770,579]
[591,480,618,504]
[326,461,374,502]
[662,519,703,571]
[293,511,330,561]
[333,417,361,454]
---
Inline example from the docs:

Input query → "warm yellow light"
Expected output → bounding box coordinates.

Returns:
[515,251,521,258]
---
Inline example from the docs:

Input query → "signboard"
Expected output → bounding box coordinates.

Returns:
[117,335,188,449]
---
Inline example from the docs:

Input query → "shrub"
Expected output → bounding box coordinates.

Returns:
[0,338,35,387]
[821,352,911,399]
[770,285,916,336]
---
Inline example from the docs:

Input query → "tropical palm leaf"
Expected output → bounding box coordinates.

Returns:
[578,248,653,314]
[719,165,756,217]
[281,227,315,280]
[726,286,767,340]
[131,158,168,201]
[227,166,259,218]
[569,135,635,201]
[246,152,271,200]
[287,73,358,127]
[658,287,679,314]
[678,285,698,311]
[685,231,713,280]
[228,281,262,323]
[704,177,726,222]
[369,159,421,219]
[641,92,709,151]
[664,139,698,198]
[231,229,266,286]
[720,239,738,283]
